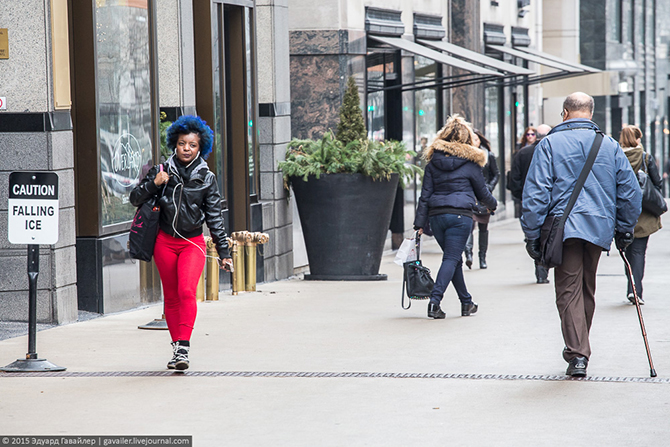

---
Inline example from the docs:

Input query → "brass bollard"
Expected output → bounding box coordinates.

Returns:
[230,233,246,295]
[196,267,205,302]
[205,237,219,301]
[244,232,270,292]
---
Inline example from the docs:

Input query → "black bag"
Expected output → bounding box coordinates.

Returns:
[401,234,434,309]
[129,195,162,262]
[539,214,564,268]
[638,154,668,217]
[539,132,603,268]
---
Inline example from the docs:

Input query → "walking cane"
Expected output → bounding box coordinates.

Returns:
[618,248,657,377]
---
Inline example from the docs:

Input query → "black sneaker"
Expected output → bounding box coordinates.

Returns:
[167,342,178,370]
[461,302,478,316]
[174,345,190,371]
[427,303,446,319]
[566,356,588,377]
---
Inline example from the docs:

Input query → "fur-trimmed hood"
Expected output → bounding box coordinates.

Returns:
[426,139,488,171]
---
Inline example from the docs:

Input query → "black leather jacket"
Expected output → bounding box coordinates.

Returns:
[130,157,231,259]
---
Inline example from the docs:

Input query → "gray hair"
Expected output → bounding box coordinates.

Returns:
[563,92,594,115]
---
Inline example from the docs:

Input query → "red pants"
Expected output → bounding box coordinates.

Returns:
[153,230,206,342]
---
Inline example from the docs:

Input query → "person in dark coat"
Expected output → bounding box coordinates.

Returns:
[620,125,662,304]
[414,115,497,319]
[522,93,641,377]
[463,130,499,269]
[510,123,552,283]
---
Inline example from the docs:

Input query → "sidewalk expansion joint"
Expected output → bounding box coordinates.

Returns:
[1,370,668,383]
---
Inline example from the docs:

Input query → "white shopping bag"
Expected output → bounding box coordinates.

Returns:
[394,236,418,266]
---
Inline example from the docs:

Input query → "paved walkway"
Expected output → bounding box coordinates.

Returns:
[1,218,670,446]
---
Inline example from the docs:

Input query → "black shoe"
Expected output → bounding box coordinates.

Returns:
[427,303,446,319]
[566,356,588,377]
[465,252,473,269]
[174,344,190,371]
[461,302,478,316]
[537,278,550,284]
[479,257,487,269]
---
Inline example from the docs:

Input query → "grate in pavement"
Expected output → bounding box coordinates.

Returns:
[0,370,667,383]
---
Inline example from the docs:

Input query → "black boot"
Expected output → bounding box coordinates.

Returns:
[461,301,478,316]
[427,303,446,319]
[478,230,488,269]
[464,233,473,269]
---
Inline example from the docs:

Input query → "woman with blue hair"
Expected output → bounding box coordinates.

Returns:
[131,115,233,371]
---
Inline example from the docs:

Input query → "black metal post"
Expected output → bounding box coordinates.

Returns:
[1,245,65,372]
[27,244,39,359]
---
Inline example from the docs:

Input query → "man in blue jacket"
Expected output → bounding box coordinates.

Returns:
[521,92,641,377]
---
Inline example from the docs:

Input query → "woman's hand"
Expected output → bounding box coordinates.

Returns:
[416,228,423,236]
[154,171,170,186]
[219,257,234,272]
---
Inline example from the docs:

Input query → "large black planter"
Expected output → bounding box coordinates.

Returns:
[291,173,399,280]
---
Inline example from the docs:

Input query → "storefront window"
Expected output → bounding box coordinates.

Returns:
[96,0,153,227]
[366,52,387,141]
[414,55,437,158]
[212,4,226,200]
[485,86,500,160]
[246,8,257,196]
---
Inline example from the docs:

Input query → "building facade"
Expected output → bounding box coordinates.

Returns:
[0,0,293,323]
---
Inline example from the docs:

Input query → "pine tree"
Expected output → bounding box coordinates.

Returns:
[336,76,367,145]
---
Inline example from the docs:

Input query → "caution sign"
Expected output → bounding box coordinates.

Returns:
[8,172,59,245]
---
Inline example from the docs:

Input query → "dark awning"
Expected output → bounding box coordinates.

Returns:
[486,45,600,74]
[371,36,504,77]
[419,40,534,76]
[513,46,600,73]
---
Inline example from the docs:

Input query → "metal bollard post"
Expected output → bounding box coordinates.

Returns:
[205,237,219,301]
[230,232,246,295]
[245,232,270,292]
[196,267,205,302]
[244,233,256,292]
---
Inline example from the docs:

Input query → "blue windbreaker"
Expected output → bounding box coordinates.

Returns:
[520,119,641,250]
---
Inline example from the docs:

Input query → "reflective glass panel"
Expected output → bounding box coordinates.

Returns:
[246,8,257,195]
[96,0,153,227]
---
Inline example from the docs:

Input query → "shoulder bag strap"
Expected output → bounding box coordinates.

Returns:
[401,269,411,309]
[558,131,603,228]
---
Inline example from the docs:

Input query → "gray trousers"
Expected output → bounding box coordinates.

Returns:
[554,238,602,362]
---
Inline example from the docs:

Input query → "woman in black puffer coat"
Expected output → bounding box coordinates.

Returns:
[463,130,499,269]
[414,115,497,319]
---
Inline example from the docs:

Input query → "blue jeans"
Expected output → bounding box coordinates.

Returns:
[428,213,474,306]
[624,236,649,299]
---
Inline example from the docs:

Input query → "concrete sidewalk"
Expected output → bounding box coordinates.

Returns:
[1,218,670,446]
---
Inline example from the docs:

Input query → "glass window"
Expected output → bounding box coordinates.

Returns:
[96,0,154,228]
[366,52,386,141]
[614,0,623,42]
[246,8,257,196]
[213,4,226,200]
[485,87,499,160]
[414,55,437,156]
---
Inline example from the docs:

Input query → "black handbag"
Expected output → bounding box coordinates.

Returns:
[540,132,603,269]
[638,154,667,217]
[129,191,162,262]
[401,233,434,309]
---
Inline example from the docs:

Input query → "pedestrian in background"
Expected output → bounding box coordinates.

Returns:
[619,125,662,305]
[463,129,499,269]
[130,115,233,371]
[521,92,641,377]
[508,126,538,218]
[414,115,497,319]
[510,123,552,283]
